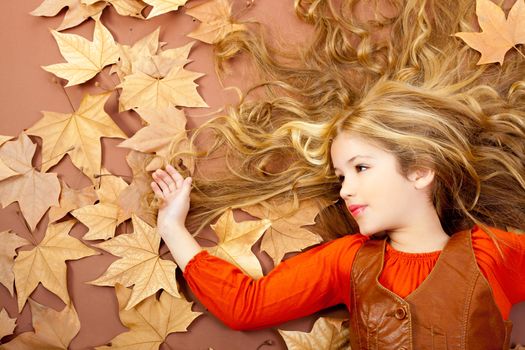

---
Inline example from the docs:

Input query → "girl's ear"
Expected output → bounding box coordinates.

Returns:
[407,167,435,190]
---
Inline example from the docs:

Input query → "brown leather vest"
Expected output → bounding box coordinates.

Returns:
[348,228,514,350]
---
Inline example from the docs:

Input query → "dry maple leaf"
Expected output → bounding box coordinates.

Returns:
[205,208,271,278]
[30,0,107,31]
[117,151,158,227]
[278,317,350,350]
[13,220,99,312]
[1,299,80,350]
[454,0,525,65]
[132,42,194,78]
[71,170,130,240]
[0,308,16,341]
[111,27,164,80]
[24,92,128,183]
[0,135,18,182]
[0,134,61,231]
[95,283,202,349]
[117,105,188,155]
[88,214,180,310]
[0,230,30,297]
[117,105,195,173]
[82,0,147,18]
[242,198,326,265]
[48,179,98,223]
[117,64,208,111]
[42,20,119,86]
[186,0,247,44]
[143,0,188,19]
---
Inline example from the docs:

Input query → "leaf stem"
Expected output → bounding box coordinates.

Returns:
[52,78,75,112]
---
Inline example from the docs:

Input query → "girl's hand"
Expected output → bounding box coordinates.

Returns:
[150,164,192,238]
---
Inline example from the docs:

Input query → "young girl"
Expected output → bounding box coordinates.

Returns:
[149,0,525,348]
[150,77,525,348]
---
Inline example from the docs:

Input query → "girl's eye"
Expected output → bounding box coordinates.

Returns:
[337,175,345,183]
[355,165,368,172]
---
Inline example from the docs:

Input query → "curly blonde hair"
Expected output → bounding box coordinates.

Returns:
[150,0,525,252]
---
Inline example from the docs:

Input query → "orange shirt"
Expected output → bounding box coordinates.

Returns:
[183,226,525,331]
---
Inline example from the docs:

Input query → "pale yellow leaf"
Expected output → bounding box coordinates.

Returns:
[42,20,119,86]
[71,202,121,240]
[82,0,147,18]
[88,214,180,310]
[0,230,30,297]
[13,220,99,312]
[1,300,80,350]
[0,134,61,231]
[117,151,158,227]
[95,284,202,349]
[186,0,246,44]
[205,208,271,278]
[25,92,127,183]
[278,317,350,350]
[30,0,107,31]
[143,0,188,19]
[118,66,208,111]
[0,308,16,340]
[454,0,525,64]
[242,198,326,265]
[48,179,98,223]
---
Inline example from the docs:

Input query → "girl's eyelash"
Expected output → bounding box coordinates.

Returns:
[337,175,345,182]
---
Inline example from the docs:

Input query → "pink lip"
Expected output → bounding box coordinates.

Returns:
[348,205,367,216]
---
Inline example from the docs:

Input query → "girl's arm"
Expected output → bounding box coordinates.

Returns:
[181,233,366,330]
[151,164,366,330]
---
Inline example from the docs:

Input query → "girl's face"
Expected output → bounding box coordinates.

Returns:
[330,131,423,236]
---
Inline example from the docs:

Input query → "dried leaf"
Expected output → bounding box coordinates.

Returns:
[205,208,271,278]
[117,65,208,111]
[0,308,16,340]
[48,179,98,223]
[242,198,325,265]
[278,317,350,350]
[71,170,130,240]
[117,151,158,227]
[186,0,246,44]
[95,284,201,349]
[0,230,30,297]
[88,214,180,310]
[42,20,119,86]
[30,0,107,31]
[454,0,525,64]
[0,134,61,231]
[111,27,163,80]
[0,135,18,182]
[13,220,99,312]
[117,105,192,168]
[82,0,147,18]
[143,0,188,19]
[1,300,80,350]
[25,92,127,183]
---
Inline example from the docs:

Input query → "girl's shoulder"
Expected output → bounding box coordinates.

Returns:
[471,225,525,253]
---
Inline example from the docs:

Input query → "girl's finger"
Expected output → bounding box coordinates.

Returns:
[166,164,184,188]
[150,182,165,199]
[153,172,170,193]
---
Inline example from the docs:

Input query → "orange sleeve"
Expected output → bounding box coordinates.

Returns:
[472,226,525,316]
[183,234,368,330]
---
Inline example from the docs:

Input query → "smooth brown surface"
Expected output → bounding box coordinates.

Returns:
[0,1,523,349]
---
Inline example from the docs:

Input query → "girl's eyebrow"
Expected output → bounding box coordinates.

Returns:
[333,155,374,171]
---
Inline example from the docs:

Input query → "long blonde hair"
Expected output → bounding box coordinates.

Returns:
[150,0,525,248]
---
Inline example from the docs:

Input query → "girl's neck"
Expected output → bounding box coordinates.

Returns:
[385,208,450,254]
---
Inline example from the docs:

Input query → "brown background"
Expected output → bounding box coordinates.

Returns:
[0,0,524,349]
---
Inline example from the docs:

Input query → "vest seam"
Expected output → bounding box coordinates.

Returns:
[351,245,364,350]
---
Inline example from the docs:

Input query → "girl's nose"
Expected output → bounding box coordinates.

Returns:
[339,179,355,199]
